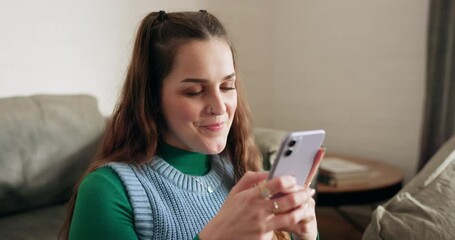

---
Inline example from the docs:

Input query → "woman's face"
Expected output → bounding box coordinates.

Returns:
[161,38,237,154]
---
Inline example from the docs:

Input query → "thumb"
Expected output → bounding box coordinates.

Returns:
[230,171,269,195]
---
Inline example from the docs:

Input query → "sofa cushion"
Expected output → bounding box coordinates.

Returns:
[253,127,287,170]
[0,203,67,239]
[0,95,105,216]
[362,135,455,240]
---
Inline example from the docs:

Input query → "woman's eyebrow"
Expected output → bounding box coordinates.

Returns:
[181,72,236,83]
[224,73,236,80]
[181,78,207,83]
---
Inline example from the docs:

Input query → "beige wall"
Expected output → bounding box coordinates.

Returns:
[268,1,428,179]
[0,1,428,179]
[0,0,129,115]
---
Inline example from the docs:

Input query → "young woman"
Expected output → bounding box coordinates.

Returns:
[60,10,323,240]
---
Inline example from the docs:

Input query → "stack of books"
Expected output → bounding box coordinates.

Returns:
[318,157,371,186]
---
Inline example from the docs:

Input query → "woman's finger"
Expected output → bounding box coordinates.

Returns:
[271,188,316,214]
[261,175,297,198]
[305,147,326,186]
[230,171,269,195]
[269,196,316,230]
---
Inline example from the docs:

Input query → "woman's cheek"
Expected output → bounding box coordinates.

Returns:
[176,102,201,121]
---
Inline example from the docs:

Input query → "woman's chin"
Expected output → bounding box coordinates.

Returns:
[199,142,226,155]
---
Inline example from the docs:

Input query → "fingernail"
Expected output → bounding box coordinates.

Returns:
[309,188,316,196]
[289,175,297,184]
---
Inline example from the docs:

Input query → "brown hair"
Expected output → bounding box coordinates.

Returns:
[59,10,280,239]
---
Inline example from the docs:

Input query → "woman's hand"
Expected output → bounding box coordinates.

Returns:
[199,171,304,240]
[199,148,325,240]
[277,187,318,240]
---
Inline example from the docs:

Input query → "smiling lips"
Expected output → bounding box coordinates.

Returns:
[201,122,225,132]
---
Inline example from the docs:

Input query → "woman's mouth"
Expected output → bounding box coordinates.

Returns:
[201,122,225,132]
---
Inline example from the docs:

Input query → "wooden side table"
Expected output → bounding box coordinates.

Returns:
[315,155,404,231]
[316,155,404,206]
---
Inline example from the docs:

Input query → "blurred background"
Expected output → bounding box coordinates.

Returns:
[0,0,428,180]
[2,1,453,239]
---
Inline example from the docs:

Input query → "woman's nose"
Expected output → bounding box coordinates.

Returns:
[206,91,226,115]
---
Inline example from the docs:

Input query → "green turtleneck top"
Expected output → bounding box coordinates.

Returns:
[69,144,209,240]
[157,144,210,176]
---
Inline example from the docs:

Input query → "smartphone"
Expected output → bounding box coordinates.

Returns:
[268,130,325,186]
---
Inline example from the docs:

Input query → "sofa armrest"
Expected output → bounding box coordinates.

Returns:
[253,127,288,170]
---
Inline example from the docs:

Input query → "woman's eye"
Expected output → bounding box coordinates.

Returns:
[185,91,203,96]
[184,87,204,96]
[221,84,236,91]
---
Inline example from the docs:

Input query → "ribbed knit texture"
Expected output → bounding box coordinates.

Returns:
[107,155,234,240]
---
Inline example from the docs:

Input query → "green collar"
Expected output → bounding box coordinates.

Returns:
[158,144,210,176]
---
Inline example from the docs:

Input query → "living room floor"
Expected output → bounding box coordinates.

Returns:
[316,206,373,240]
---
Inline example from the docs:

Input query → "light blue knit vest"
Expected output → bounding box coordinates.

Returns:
[107,155,234,240]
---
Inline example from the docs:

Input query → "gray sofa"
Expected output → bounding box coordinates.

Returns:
[362,135,455,239]
[0,95,106,239]
[0,94,289,239]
